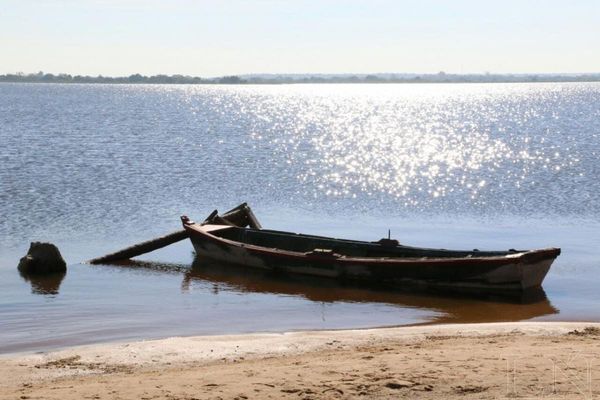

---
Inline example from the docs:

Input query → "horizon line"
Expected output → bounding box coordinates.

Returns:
[3,71,600,79]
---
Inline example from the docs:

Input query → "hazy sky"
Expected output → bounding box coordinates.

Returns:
[1,0,599,76]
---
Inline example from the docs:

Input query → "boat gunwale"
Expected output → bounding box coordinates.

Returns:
[184,223,560,267]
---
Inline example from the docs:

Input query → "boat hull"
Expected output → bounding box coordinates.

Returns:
[184,224,559,293]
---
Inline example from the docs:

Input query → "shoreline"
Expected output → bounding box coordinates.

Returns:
[3,321,600,399]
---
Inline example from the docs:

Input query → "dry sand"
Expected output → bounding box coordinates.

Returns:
[2,322,600,399]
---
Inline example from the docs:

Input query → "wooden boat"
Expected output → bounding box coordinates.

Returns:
[181,206,560,293]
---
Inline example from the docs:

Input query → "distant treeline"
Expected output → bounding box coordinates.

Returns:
[0,72,238,84]
[1,71,600,84]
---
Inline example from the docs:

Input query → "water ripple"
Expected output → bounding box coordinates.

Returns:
[0,82,599,250]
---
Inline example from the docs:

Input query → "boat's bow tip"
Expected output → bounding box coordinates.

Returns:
[543,247,561,258]
[520,247,561,265]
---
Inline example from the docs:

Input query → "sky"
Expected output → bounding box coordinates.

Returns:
[1,0,599,77]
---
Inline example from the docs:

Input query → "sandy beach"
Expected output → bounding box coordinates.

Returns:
[2,322,600,399]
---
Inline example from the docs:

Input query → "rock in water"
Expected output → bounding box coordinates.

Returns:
[18,242,67,274]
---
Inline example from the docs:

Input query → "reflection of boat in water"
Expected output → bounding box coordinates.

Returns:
[117,258,558,325]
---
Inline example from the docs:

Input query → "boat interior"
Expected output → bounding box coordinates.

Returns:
[205,225,521,259]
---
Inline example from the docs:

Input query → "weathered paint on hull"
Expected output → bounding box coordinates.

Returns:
[187,230,555,292]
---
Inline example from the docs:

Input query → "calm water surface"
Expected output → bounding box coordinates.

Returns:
[1,82,599,353]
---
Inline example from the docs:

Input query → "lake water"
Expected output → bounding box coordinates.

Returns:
[1,82,599,354]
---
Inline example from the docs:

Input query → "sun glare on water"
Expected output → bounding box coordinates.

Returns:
[214,83,589,215]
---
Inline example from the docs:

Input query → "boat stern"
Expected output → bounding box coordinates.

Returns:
[518,247,561,290]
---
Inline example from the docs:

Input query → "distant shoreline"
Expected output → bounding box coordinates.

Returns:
[2,72,600,85]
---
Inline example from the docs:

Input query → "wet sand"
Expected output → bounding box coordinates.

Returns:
[2,322,600,399]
